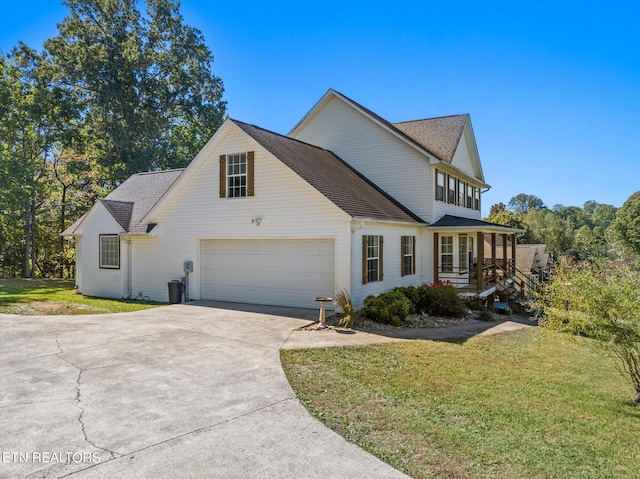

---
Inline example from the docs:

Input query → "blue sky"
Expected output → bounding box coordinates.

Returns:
[1,0,638,214]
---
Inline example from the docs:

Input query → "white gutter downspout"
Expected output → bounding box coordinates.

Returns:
[121,237,132,299]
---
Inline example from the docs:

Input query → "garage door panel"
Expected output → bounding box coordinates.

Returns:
[200,239,335,309]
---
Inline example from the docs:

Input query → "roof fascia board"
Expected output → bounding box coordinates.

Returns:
[62,201,122,236]
[142,118,235,223]
[351,217,427,226]
[434,162,490,188]
[429,224,524,234]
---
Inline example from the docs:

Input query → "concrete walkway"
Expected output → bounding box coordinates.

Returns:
[1,301,534,478]
[282,315,536,349]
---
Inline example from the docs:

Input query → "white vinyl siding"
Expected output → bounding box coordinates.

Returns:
[290,96,434,223]
[123,125,351,302]
[75,204,124,299]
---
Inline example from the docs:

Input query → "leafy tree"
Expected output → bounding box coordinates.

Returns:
[508,193,546,215]
[485,209,525,230]
[0,46,78,276]
[488,202,506,217]
[44,0,227,184]
[608,191,640,260]
[535,259,640,403]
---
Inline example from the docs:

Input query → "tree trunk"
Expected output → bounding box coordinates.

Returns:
[59,185,68,278]
[23,200,31,278]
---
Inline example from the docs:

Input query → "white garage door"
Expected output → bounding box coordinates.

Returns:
[200,239,335,309]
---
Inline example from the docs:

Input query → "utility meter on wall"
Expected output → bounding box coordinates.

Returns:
[183,261,193,273]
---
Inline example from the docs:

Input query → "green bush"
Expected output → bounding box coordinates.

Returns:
[477,309,494,321]
[464,295,486,311]
[396,285,433,314]
[429,281,467,318]
[362,290,412,326]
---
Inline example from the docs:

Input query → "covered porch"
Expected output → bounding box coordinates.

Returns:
[430,215,523,297]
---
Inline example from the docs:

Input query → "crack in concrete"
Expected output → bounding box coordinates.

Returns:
[56,355,119,461]
[58,396,296,477]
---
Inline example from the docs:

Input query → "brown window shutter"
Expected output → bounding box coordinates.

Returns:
[379,236,384,281]
[412,236,416,274]
[362,236,368,284]
[401,236,405,277]
[219,155,226,198]
[247,151,255,197]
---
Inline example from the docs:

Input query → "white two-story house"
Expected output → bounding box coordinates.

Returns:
[63,89,521,309]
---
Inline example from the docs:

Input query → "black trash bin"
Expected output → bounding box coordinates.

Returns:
[168,280,183,304]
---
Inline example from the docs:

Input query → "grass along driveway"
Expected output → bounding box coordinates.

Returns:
[281,328,640,479]
[0,278,164,314]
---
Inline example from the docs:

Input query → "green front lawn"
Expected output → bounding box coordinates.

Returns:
[281,329,640,478]
[0,278,164,314]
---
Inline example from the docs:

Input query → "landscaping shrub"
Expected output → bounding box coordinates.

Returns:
[396,285,433,314]
[465,295,486,311]
[428,280,467,318]
[362,290,412,326]
[477,309,494,321]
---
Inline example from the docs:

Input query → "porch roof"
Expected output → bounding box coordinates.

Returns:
[430,215,524,234]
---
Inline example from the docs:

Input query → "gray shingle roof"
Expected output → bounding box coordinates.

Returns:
[393,115,469,164]
[62,169,183,235]
[234,120,424,224]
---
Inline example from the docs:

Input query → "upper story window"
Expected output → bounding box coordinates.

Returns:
[362,235,383,284]
[219,151,254,199]
[401,235,415,276]
[435,169,481,211]
[99,235,120,269]
[435,170,445,201]
[227,153,247,198]
[448,176,456,204]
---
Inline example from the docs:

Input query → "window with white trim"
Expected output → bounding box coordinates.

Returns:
[363,235,383,283]
[227,153,247,198]
[458,179,465,207]
[467,184,473,208]
[99,235,120,269]
[448,176,456,204]
[441,236,453,273]
[435,170,445,201]
[458,234,468,272]
[474,187,480,210]
[401,236,415,276]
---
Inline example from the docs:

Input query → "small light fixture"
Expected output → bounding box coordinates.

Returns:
[251,218,262,226]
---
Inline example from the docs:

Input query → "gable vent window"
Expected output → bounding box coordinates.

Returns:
[99,235,120,269]
[362,235,384,284]
[220,151,254,199]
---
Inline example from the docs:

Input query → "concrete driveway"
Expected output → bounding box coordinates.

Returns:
[0,302,409,479]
